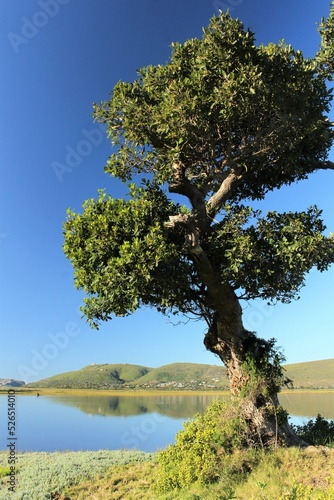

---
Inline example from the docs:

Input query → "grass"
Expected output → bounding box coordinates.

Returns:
[67,461,158,499]
[0,447,333,499]
[66,447,334,499]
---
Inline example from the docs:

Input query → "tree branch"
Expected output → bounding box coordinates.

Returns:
[169,162,209,231]
[314,160,334,170]
[206,172,242,220]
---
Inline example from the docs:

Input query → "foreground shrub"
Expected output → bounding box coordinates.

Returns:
[156,399,259,492]
[291,414,334,446]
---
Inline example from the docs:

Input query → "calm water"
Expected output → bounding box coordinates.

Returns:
[1,392,333,452]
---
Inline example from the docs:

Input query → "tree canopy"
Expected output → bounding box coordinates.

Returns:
[64,9,334,330]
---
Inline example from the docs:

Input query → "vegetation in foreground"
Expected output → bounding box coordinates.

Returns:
[67,447,334,500]
[1,446,333,499]
[1,401,334,499]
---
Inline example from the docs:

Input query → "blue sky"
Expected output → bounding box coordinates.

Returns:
[0,0,333,383]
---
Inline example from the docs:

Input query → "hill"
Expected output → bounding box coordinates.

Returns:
[0,378,25,387]
[134,362,228,389]
[27,359,334,390]
[283,359,334,389]
[28,364,151,390]
[27,362,228,390]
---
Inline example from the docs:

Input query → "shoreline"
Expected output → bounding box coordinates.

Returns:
[0,387,333,396]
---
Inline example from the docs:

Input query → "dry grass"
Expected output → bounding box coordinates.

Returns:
[66,461,158,499]
[62,446,334,500]
[232,446,334,499]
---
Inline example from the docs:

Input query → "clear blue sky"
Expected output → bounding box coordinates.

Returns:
[1,0,333,383]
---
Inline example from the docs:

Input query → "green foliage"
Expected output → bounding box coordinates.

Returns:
[208,205,334,303]
[64,182,200,327]
[64,9,334,330]
[240,337,291,398]
[291,414,334,446]
[156,399,258,492]
[316,0,334,80]
[94,13,332,198]
[0,466,11,478]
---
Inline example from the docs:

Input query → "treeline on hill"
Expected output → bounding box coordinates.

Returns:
[27,359,334,390]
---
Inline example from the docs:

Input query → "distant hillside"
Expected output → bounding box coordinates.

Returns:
[283,359,334,390]
[134,363,228,389]
[28,362,229,390]
[0,379,25,387]
[28,364,151,390]
[27,359,334,390]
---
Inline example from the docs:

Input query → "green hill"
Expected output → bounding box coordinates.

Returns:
[27,359,334,390]
[28,363,151,390]
[134,362,228,389]
[283,359,334,389]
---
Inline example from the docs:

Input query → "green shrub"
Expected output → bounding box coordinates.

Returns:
[0,466,11,478]
[291,414,334,446]
[156,399,258,493]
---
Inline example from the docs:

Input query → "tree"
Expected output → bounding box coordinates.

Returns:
[63,7,334,445]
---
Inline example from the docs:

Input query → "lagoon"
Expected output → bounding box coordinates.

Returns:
[1,391,333,453]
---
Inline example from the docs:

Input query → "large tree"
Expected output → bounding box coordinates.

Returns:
[64,7,334,445]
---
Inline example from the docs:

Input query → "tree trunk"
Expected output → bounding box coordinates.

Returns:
[203,309,301,447]
[191,248,301,447]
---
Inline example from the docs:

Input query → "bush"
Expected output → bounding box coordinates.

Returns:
[291,414,334,446]
[156,399,259,493]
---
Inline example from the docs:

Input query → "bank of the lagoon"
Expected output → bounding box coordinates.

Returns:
[1,447,334,499]
[1,386,334,396]
[0,387,228,396]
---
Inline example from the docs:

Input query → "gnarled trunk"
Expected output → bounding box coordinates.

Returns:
[203,296,301,447]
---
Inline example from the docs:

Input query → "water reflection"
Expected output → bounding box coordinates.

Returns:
[0,392,333,452]
[47,393,222,418]
[48,392,334,420]
[279,392,334,420]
